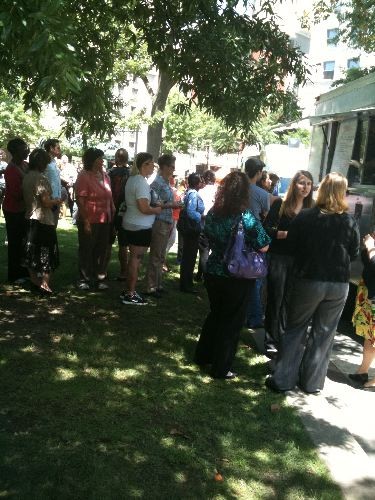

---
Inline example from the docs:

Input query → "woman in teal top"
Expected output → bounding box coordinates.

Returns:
[195,171,270,379]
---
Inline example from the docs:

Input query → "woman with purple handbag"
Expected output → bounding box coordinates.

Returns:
[194,171,270,379]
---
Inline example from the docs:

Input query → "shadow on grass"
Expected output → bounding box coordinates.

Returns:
[0,222,343,498]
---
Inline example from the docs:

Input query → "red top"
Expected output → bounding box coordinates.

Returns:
[172,188,181,221]
[2,161,28,213]
[75,170,114,223]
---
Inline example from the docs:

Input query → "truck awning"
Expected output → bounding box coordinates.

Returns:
[310,106,375,125]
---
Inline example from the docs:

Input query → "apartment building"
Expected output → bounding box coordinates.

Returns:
[274,2,375,118]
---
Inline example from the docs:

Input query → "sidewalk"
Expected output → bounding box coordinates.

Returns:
[250,330,375,499]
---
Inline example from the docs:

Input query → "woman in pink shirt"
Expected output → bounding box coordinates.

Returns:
[2,138,30,283]
[75,148,115,290]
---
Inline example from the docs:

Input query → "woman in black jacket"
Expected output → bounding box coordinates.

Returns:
[350,233,375,388]
[263,170,314,358]
[266,172,360,394]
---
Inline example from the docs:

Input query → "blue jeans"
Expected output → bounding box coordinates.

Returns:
[246,278,263,327]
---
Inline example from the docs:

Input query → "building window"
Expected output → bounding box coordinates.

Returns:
[132,87,138,95]
[347,57,360,69]
[327,28,338,46]
[129,142,135,148]
[323,61,335,79]
[130,106,136,112]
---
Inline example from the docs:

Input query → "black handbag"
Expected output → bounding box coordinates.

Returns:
[177,192,201,236]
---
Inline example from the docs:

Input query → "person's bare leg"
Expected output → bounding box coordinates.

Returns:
[40,273,52,292]
[127,246,145,294]
[356,339,375,373]
[358,339,375,386]
[119,245,128,279]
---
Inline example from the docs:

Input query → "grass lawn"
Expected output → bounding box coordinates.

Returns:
[0,217,342,499]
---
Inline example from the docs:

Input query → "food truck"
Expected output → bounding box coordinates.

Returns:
[308,71,375,288]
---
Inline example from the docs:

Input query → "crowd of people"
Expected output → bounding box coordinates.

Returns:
[1,137,374,388]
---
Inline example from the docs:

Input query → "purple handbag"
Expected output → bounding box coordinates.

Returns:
[224,219,267,279]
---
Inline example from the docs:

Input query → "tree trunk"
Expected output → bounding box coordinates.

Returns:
[147,70,174,159]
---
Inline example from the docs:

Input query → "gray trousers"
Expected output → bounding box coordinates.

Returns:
[264,253,295,356]
[272,278,349,392]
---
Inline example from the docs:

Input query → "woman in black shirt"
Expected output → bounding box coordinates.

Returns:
[263,170,314,358]
[266,172,360,394]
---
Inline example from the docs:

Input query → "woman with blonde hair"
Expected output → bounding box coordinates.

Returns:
[263,170,314,358]
[119,152,161,305]
[266,172,360,393]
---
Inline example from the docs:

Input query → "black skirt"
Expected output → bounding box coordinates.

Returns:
[24,220,59,273]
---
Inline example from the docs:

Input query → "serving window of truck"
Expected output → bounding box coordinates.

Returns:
[308,72,375,283]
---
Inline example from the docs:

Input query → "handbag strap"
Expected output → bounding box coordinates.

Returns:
[184,190,199,211]
[230,213,243,235]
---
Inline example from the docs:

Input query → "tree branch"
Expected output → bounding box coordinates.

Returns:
[140,75,155,98]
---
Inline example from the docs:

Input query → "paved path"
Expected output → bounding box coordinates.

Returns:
[287,334,375,499]
[251,330,375,499]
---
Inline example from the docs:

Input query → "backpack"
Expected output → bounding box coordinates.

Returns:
[109,166,129,209]
[109,166,130,230]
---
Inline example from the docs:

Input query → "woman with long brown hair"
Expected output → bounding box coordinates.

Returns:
[194,171,270,379]
[263,170,314,358]
[266,172,360,393]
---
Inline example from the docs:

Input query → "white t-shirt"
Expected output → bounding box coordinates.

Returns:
[123,174,155,230]
[199,184,217,215]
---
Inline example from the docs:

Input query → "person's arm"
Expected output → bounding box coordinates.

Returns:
[163,198,183,209]
[363,233,374,261]
[45,164,59,200]
[186,191,202,222]
[76,195,91,234]
[104,172,115,215]
[74,174,92,233]
[349,224,360,262]
[270,194,280,206]
[263,199,284,240]
[137,198,162,215]
[244,212,271,251]
[40,192,62,209]
[134,177,162,215]
[151,179,180,210]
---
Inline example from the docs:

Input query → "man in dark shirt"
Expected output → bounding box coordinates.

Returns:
[107,148,130,280]
[245,157,271,328]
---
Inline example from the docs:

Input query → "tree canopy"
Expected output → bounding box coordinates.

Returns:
[1,1,307,153]
[163,92,239,155]
[0,90,46,145]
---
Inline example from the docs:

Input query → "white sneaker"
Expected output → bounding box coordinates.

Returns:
[77,281,90,290]
[97,282,109,290]
[121,292,148,305]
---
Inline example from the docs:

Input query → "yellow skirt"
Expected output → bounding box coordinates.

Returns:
[352,280,375,344]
